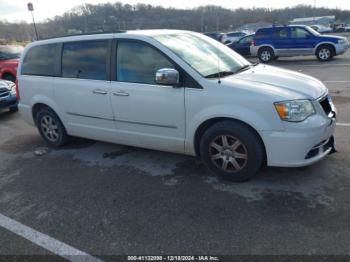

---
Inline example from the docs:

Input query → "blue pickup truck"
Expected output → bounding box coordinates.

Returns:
[250,25,350,63]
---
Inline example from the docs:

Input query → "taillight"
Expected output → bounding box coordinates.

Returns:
[15,79,20,100]
[251,40,256,46]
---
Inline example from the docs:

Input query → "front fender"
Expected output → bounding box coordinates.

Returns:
[185,104,284,154]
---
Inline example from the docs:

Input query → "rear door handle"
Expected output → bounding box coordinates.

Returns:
[93,89,108,95]
[113,91,130,97]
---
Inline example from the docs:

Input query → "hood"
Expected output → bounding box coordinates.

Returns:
[0,58,19,64]
[230,64,327,99]
[320,34,346,41]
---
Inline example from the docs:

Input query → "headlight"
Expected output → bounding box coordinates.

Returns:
[338,39,348,44]
[6,82,16,95]
[274,100,315,122]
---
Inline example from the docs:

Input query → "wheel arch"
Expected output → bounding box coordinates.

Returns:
[193,117,267,166]
[1,71,16,81]
[32,102,64,128]
[314,42,336,56]
[258,45,276,54]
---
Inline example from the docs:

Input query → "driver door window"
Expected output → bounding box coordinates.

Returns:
[292,28,311,38]
[116,41,174,85]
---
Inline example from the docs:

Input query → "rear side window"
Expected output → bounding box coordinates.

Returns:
[273,28,289,38]
[62,40,108,80]
[255,29,271,39]
[22,44,58,76]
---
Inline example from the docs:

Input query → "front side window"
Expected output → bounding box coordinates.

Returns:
[154,33,249,78]
[116,41,174,84]
[22,44,58,76]
[62,40,108,80]
[292,28,311,38]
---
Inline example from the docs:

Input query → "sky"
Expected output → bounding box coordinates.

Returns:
[0,0,349,23]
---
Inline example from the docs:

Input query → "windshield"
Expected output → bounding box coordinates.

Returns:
[153,33,250,78]
[305,26,320,36]
[0,46,23,60]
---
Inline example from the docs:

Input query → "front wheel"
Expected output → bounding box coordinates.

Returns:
[200,121,264,182]
[316,46,333,61]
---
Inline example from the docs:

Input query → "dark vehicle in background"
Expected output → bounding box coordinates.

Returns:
[0,45,23,82]
[221,31,248,44]
[227,34,254,56]
[203,32,224,42]
[251,25,350,63]
[0,80,18,113]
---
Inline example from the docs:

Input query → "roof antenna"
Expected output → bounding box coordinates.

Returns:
[217,49,221,84]
[217,35,221,84]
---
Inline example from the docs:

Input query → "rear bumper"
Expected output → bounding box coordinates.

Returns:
[260,114,336,168]
[250,45,259,56]
[18,103,35,125]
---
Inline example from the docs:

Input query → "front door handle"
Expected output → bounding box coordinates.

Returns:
[113,91,130,97]
[93,89,108,95]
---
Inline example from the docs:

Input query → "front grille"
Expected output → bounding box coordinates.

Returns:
[0,88,9,98]
[319,96,332,116]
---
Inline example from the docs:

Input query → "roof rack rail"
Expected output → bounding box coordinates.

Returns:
[39,30,127,40]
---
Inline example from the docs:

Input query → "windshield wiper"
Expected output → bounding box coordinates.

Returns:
[233,64,254,74]
[205,64,258,79]
[205,71,235,79]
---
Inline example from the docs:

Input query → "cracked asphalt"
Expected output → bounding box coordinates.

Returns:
[1,35,350,259]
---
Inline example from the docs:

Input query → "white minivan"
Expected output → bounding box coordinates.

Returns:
[17,30,337,182]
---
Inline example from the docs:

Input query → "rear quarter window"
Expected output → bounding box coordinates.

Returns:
[21,44,59,76]
[255,29,271,40]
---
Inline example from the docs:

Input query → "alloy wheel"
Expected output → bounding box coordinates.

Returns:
[319,48,331,60]
[260,50,271,62]
[209,135,248,173]
[40,115,59,142]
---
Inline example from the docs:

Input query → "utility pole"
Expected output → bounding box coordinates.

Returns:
[313,0,316,23]
[27,2,39,40]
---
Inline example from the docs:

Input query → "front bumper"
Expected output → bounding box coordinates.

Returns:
[335,42,350,55]
[0,94,18,110]
[259,113,336,168]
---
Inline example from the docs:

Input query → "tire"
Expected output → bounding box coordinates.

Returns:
[2,74,16,83]
[258,47,274,63]
[36,108,70,147]
[9,106,18,112]
[316,45,334,62]
[199,121,264,182]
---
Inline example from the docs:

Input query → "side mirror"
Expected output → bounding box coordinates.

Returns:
[155,68,180,86]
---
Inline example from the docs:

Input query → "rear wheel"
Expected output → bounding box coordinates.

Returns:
[2,74,15,83]
[258,47,275,63]
[36,108,70,147]
[200,121,264,182]
[316,45,334,61]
